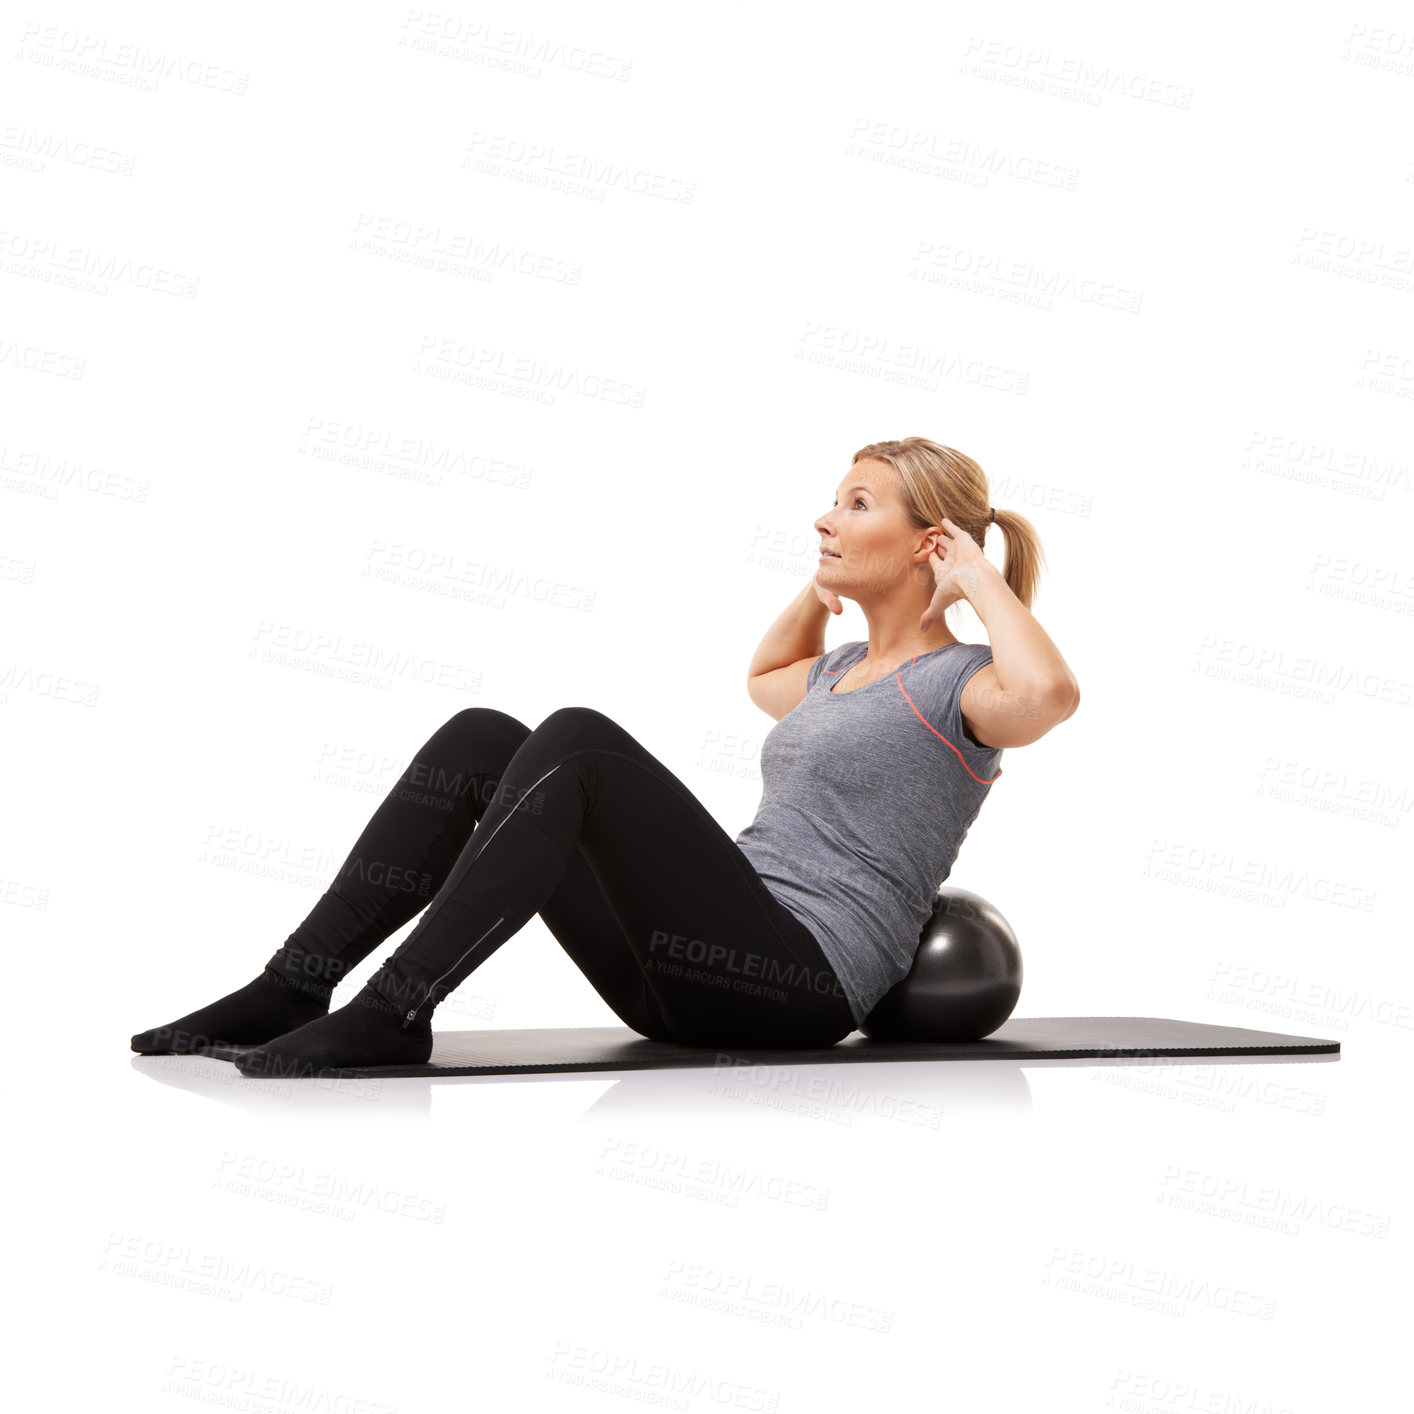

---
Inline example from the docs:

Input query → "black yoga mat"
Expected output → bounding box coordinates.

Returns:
[189,1016,1340,1080]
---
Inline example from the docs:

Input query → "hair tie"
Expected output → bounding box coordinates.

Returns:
[988,506,996,524]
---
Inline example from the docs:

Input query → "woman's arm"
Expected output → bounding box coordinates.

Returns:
[747,578,834,679]
[961,559,1080,747]
[745,579,834,720]
[921,517,1078,749]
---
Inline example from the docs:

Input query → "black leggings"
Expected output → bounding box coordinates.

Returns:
[262,706,856,1048]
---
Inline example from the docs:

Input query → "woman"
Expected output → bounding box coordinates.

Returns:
[131,437,1079,1076]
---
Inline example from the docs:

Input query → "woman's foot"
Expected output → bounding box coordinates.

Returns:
[233,984,433,1078]
[131,968,332,1054]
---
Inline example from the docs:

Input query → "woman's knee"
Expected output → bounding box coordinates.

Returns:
[412,710,533,801]
[435,707,532,756]
[535,704,617,736]
[529,705,635,757]
[443,705,530,735]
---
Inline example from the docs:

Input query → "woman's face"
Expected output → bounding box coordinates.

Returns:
[814,459,928,595]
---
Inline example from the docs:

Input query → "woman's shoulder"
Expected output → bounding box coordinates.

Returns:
[881,639,990,676]
[908,639,997,712]
[932,640,993,671]
[807,640,867,688]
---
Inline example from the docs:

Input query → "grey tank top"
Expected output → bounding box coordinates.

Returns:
[734,639,1004,1027]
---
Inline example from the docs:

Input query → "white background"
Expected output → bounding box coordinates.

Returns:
[6,2,1411,1409]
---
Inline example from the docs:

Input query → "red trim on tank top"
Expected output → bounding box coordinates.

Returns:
[893,675,1004,785]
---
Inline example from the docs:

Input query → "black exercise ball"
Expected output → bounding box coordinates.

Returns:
[860,885,1023,1042]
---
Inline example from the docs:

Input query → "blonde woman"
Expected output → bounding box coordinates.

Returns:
[132,437,1078,1076]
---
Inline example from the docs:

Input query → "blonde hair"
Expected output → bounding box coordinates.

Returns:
[852,436,1045,612]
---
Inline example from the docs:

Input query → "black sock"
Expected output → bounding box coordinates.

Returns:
[131,967,333,1054]
[233,983,434,1078]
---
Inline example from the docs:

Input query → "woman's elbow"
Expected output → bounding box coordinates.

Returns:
[1035,678,1079,725]
[1056,680,1080,722]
